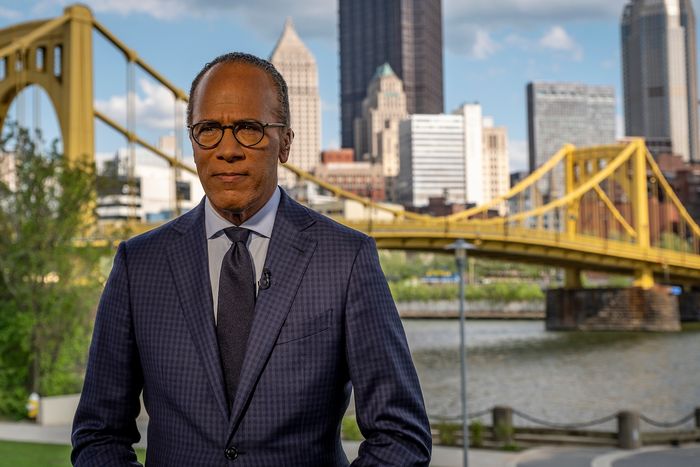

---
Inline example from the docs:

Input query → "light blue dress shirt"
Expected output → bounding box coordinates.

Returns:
[205,187,280,321]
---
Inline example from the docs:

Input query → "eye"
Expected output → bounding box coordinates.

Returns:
[197,122,220,135]
[236,121,262,134]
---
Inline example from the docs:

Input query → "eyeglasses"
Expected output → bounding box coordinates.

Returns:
[188,120,287,149]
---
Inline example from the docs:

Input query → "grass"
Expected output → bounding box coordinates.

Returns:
[0,440,146,466]
[341,416,364,441]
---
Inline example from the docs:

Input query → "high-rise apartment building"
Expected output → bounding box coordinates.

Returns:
[398,103,485,208]
[622,0,698,162]
[527,82,616,196]
[482,117,510,213]
[354,63,408,201]
[339,0,444,148]
[270,19,321,188]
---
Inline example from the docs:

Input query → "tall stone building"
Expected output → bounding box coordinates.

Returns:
[527,82,616,197]
[270,19,321,189]
[622,0,699,162]
[482,118,510,213]
[339,0,444,148]
[354,63,408,201]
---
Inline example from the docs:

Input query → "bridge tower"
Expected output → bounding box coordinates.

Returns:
[0,4,94,164]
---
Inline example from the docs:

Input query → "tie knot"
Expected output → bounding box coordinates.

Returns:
[223,226,250,244]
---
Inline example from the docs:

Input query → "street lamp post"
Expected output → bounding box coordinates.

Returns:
[445,238,476,467]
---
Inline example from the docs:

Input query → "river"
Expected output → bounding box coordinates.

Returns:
[401,319,700,431]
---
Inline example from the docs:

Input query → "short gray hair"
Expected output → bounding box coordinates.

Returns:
[186,52,290,126]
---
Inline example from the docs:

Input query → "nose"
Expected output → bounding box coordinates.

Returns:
[216,127,245,162]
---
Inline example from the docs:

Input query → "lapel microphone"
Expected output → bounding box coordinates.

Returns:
[258,268,272,290]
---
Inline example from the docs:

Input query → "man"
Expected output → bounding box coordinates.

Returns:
[72,52,431,466]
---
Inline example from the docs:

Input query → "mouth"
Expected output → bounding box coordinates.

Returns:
[212,172,248,183]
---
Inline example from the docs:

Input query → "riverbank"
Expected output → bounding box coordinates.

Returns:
[398,300,544,319]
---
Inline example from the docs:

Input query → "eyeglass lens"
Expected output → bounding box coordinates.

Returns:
[192,121,264,148]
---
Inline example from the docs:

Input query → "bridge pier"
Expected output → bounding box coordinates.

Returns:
[546,287,681,331]
[633,266,654,289]
[679,291,700,322]
[564,267,582,289]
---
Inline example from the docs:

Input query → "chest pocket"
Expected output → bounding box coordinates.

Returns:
[276,308,332,345]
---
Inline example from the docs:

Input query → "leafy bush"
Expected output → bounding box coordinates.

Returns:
[388,281,544,302]
[0,125,106,417]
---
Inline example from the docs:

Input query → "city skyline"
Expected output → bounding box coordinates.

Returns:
[339,0,443,147]
[2,0,700,172]
[622,0,699,162]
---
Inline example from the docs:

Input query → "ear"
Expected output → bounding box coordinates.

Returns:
[278,128,294,164]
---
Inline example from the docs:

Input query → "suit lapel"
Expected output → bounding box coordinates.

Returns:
[167,201,229,420]
[228,192,317,435]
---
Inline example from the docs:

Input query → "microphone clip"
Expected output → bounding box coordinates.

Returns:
[258,268,271,290]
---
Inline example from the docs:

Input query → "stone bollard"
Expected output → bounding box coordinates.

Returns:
[492,406,513,444]
[617,410,641,449]
[695,407,700,429]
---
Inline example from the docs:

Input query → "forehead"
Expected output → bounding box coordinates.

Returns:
[192,62,279,119]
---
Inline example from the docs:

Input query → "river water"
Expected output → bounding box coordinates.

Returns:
[401,319,700,431]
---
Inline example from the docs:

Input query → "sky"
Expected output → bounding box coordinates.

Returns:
[0,0,698,172]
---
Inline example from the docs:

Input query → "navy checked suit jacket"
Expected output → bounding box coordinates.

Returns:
[72,191,431,466]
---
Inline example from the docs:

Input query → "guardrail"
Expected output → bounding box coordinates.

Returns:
[429,405,700,449]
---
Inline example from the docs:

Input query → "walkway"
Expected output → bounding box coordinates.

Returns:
[0,421,697,466]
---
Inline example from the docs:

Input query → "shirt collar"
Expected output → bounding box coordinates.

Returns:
[205,186,280,240]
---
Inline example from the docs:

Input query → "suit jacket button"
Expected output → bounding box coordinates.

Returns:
[224,446,238,460]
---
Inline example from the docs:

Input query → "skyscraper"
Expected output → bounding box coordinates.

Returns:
[270,19,321,188]
[354,63,408,201]
[622,0,699,162]
[339,0,443,149]
[527,82,616,196]
[398,103,484,208]
[482,118,510,214]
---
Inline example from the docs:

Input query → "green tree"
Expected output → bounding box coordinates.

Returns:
[0,124,104,417]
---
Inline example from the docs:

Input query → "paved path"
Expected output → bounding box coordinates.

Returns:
[0,421,697,466]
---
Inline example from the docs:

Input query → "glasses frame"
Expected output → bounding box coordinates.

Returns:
[188,119,287,149]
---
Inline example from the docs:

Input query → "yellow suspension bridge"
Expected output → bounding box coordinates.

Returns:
[1,4,699,295]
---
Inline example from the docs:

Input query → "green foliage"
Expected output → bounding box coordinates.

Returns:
[469,420,484,448]
[658,232,694,252]
[433,420,459,446]
[0,440,146,466]
[378,250,552,281]
[388,281,544,302]
[494,422,519,450]
[0,124,105,417]
[341,416,364,441]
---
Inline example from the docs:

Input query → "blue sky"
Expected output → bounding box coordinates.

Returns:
[0,0,697,172]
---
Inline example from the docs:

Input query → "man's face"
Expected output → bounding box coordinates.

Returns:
[190,62,292,225]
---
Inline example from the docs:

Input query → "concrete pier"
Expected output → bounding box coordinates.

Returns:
[545,287,681,331]
[679,292,700,322]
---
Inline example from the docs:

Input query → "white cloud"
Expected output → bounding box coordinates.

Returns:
[472,29,499,59]
[508,139,529,173]
[95,78,186,131]
[0,6,21,19]
[58,0,335,40]
[443,0,625,56]
[539,26,583,60]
